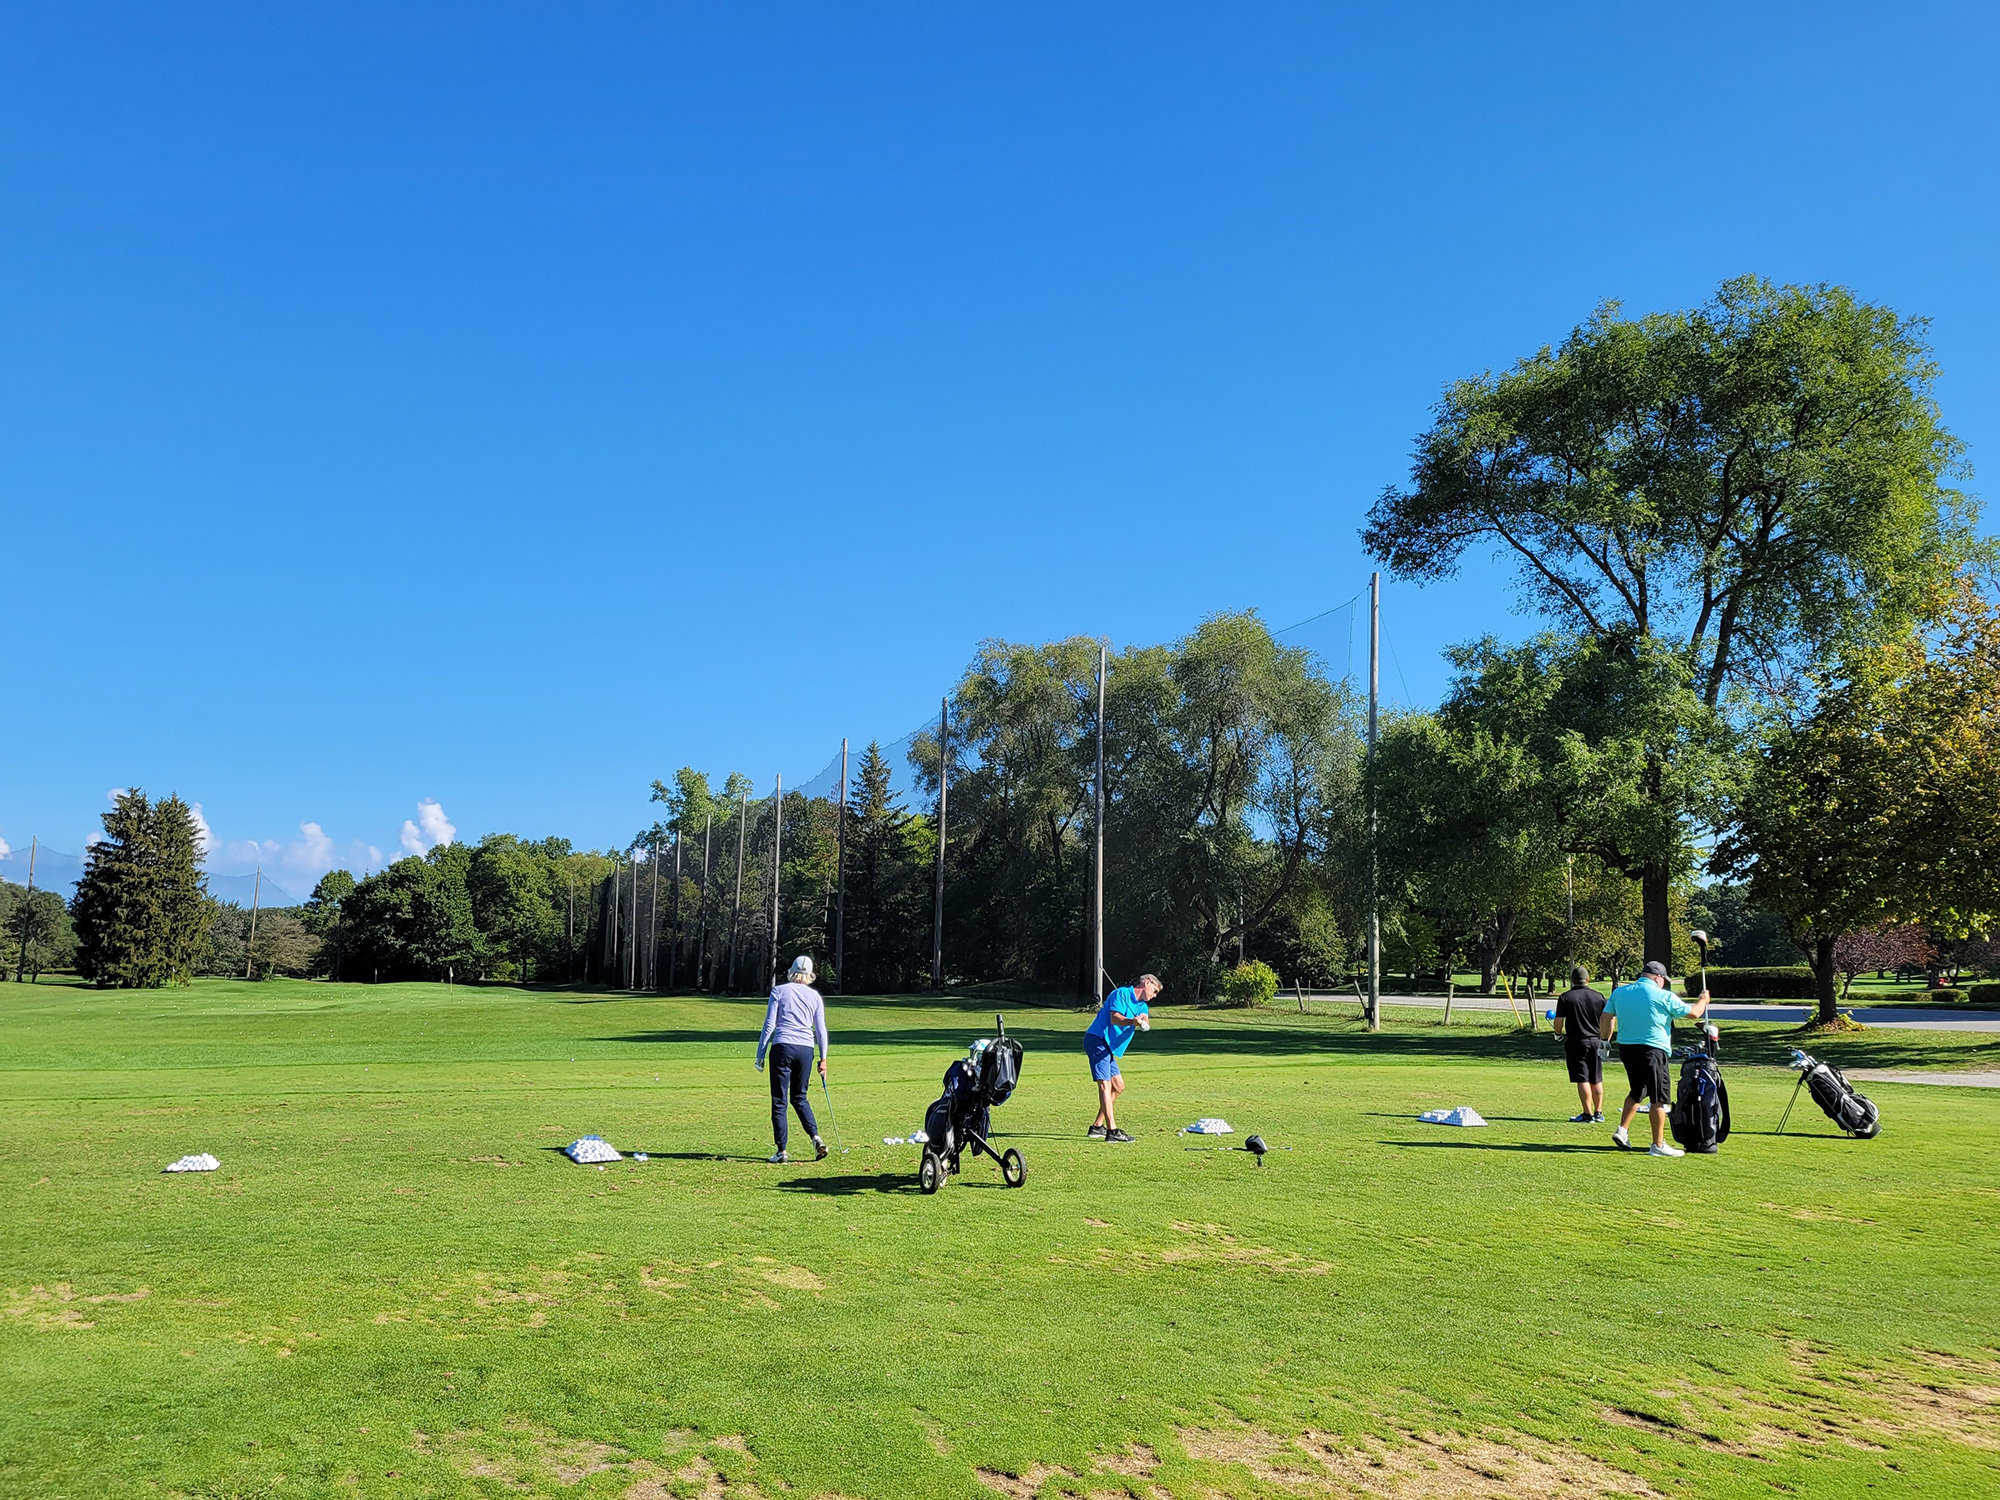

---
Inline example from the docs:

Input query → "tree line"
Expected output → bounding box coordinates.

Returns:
[21,278,1998,1021]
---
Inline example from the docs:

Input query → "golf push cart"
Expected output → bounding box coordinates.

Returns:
[917,1014,1026,1194]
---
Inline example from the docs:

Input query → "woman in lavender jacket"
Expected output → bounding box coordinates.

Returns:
[756,954,829,1163]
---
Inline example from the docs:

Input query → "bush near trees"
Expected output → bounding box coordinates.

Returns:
[70,790,213,988]
[1703,967,1820,1000]
[1218,959,1280,1008]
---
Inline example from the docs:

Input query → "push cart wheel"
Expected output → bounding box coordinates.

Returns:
[1001,1148,1026,1188]
[918,1150,943,1195]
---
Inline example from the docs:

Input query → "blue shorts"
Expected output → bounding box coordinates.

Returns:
[1084,1035,1120,1083]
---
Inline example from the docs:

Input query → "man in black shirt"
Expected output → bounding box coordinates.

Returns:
[1551,965,1608,1122]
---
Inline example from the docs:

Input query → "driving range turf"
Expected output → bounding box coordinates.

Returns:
[4,980,1997,1499]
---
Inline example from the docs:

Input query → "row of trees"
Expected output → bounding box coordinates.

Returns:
[36,278,1998,1019]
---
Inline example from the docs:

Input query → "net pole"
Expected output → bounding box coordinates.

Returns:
[728,793,746,993]
[667,828,681,991]
[769,775,783,989]
[932,698,948,992]
[1367,571,1381,1033]
[628,843,640,990]
[698,814,713,990]
[1094,645,1106,1004]
[835,738,848,996]
[650,837,663,990]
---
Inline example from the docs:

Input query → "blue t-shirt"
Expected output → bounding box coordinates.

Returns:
[1085,986,1149,1058]
[1604,977,1689,1052]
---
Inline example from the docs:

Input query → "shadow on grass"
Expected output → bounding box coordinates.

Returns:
[771,1171,919,1196]
[1380,1140,1610,1153]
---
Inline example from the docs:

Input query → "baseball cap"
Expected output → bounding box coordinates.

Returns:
[1641,960,1669,980]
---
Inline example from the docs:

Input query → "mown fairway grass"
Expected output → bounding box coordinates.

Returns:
[3,979,1997,1500]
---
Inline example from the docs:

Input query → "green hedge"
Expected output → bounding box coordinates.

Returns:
[1970,983,2000,1005]
[1929,987,1970,1005]
[1705,966,1819,1000]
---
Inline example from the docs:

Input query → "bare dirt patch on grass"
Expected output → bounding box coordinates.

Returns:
[1089,1222,1332,1277]
[5,1282,150,1330]
[1178,1422,1664,1498]
[415,1425,762,1495]
[1604,1342,2000,1459]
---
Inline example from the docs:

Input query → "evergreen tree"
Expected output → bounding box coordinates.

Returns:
[72,789,211,987]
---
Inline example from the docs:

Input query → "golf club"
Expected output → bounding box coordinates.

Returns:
[819,1070,849,1154]
[1691,928,1709,994]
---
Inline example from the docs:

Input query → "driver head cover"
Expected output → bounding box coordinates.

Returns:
[789,955,815,982]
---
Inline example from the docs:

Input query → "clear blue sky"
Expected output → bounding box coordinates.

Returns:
[3,3,1995,897]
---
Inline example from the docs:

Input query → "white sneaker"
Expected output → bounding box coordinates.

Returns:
[1612,1127,1631,1151]
[1648,1142,1684,1158]
[767,1150,787,1163]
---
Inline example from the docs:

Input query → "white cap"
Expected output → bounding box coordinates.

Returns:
[788,955,815,981]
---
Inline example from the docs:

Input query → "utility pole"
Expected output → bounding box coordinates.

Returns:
[727,792,747,993]
[1566,854,1575,969]
[697,814,712,990]
[1367,571,1381,1033]
[627,846,640,991]
[835,737,848,996]
[768,775,784,989]
[15,836,36,982]
[932,697,948,992]
[1094,645,1106,1003]
[566,870,575,982]
[244,867,263,981]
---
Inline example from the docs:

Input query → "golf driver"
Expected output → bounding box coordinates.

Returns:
[819,1070,849,1154]
[1691,928,1709,993]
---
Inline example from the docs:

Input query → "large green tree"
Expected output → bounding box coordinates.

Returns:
[71,790,213,987]
[1714,581,2000,1021]
[1365,277,1978,962]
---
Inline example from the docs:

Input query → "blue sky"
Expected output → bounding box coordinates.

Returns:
[3,3,1995,898]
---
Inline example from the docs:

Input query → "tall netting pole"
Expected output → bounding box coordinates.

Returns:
[668,828,681,991]
[768,775,784,989]
[835,737,848,996]
[1367,571,1382,1033]
[1094,645,1106,1004]
[698,814,713,990]
[932,697,949,992]
[628,843,641,991]
[728,793,747,993]
[650,838,664,990]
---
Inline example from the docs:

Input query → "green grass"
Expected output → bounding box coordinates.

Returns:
[3,978,1997,1499]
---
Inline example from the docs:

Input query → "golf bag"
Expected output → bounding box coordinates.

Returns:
[917,1014,1026,1194]
[1782,1050,1881,1139]
[1669,1046,1730,1154]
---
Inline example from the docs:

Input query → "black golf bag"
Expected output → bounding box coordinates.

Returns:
[917,1014,1026,1194]
[1782,1051,1881,1139]
[1669,1045,1730,1154]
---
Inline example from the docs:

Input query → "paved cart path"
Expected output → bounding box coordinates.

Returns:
[1294,991,2000,1032]
[1845,1070,2000,1089]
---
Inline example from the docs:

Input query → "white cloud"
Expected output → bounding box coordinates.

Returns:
[189,802,217,855]
[399,799,456,857]
[0,837,10,857]
[107,787,128,803]
[202,813,388,897]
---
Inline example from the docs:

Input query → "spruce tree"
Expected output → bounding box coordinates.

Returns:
[844,742,927,991]
[72,789,212,987]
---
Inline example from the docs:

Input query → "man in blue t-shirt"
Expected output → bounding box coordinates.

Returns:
[1084,973,1161,1143]
[1603,960,1710,1157]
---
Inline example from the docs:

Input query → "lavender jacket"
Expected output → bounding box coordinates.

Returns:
[756,981,829,1067]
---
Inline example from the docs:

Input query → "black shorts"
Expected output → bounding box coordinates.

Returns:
[1619,1043,1670,1105]
[1565,1040,1604,1084]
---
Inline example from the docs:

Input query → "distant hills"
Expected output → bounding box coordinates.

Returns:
[0,848,296,908]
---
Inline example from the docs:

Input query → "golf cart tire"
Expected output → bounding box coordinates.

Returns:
[1001,1148,1026,1188]
[918,1150,943,1195]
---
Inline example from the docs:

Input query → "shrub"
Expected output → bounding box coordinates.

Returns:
[1705,966,1818,1000]
[1928,987,1969,1005]
[1218,959,1280,1008]
[1969,982,2000,1005]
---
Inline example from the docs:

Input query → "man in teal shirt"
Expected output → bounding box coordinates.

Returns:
[1604,960,1709,1156]
[1084,973,1161,1142]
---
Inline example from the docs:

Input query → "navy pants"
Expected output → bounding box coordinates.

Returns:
[768,1042,820,1150]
